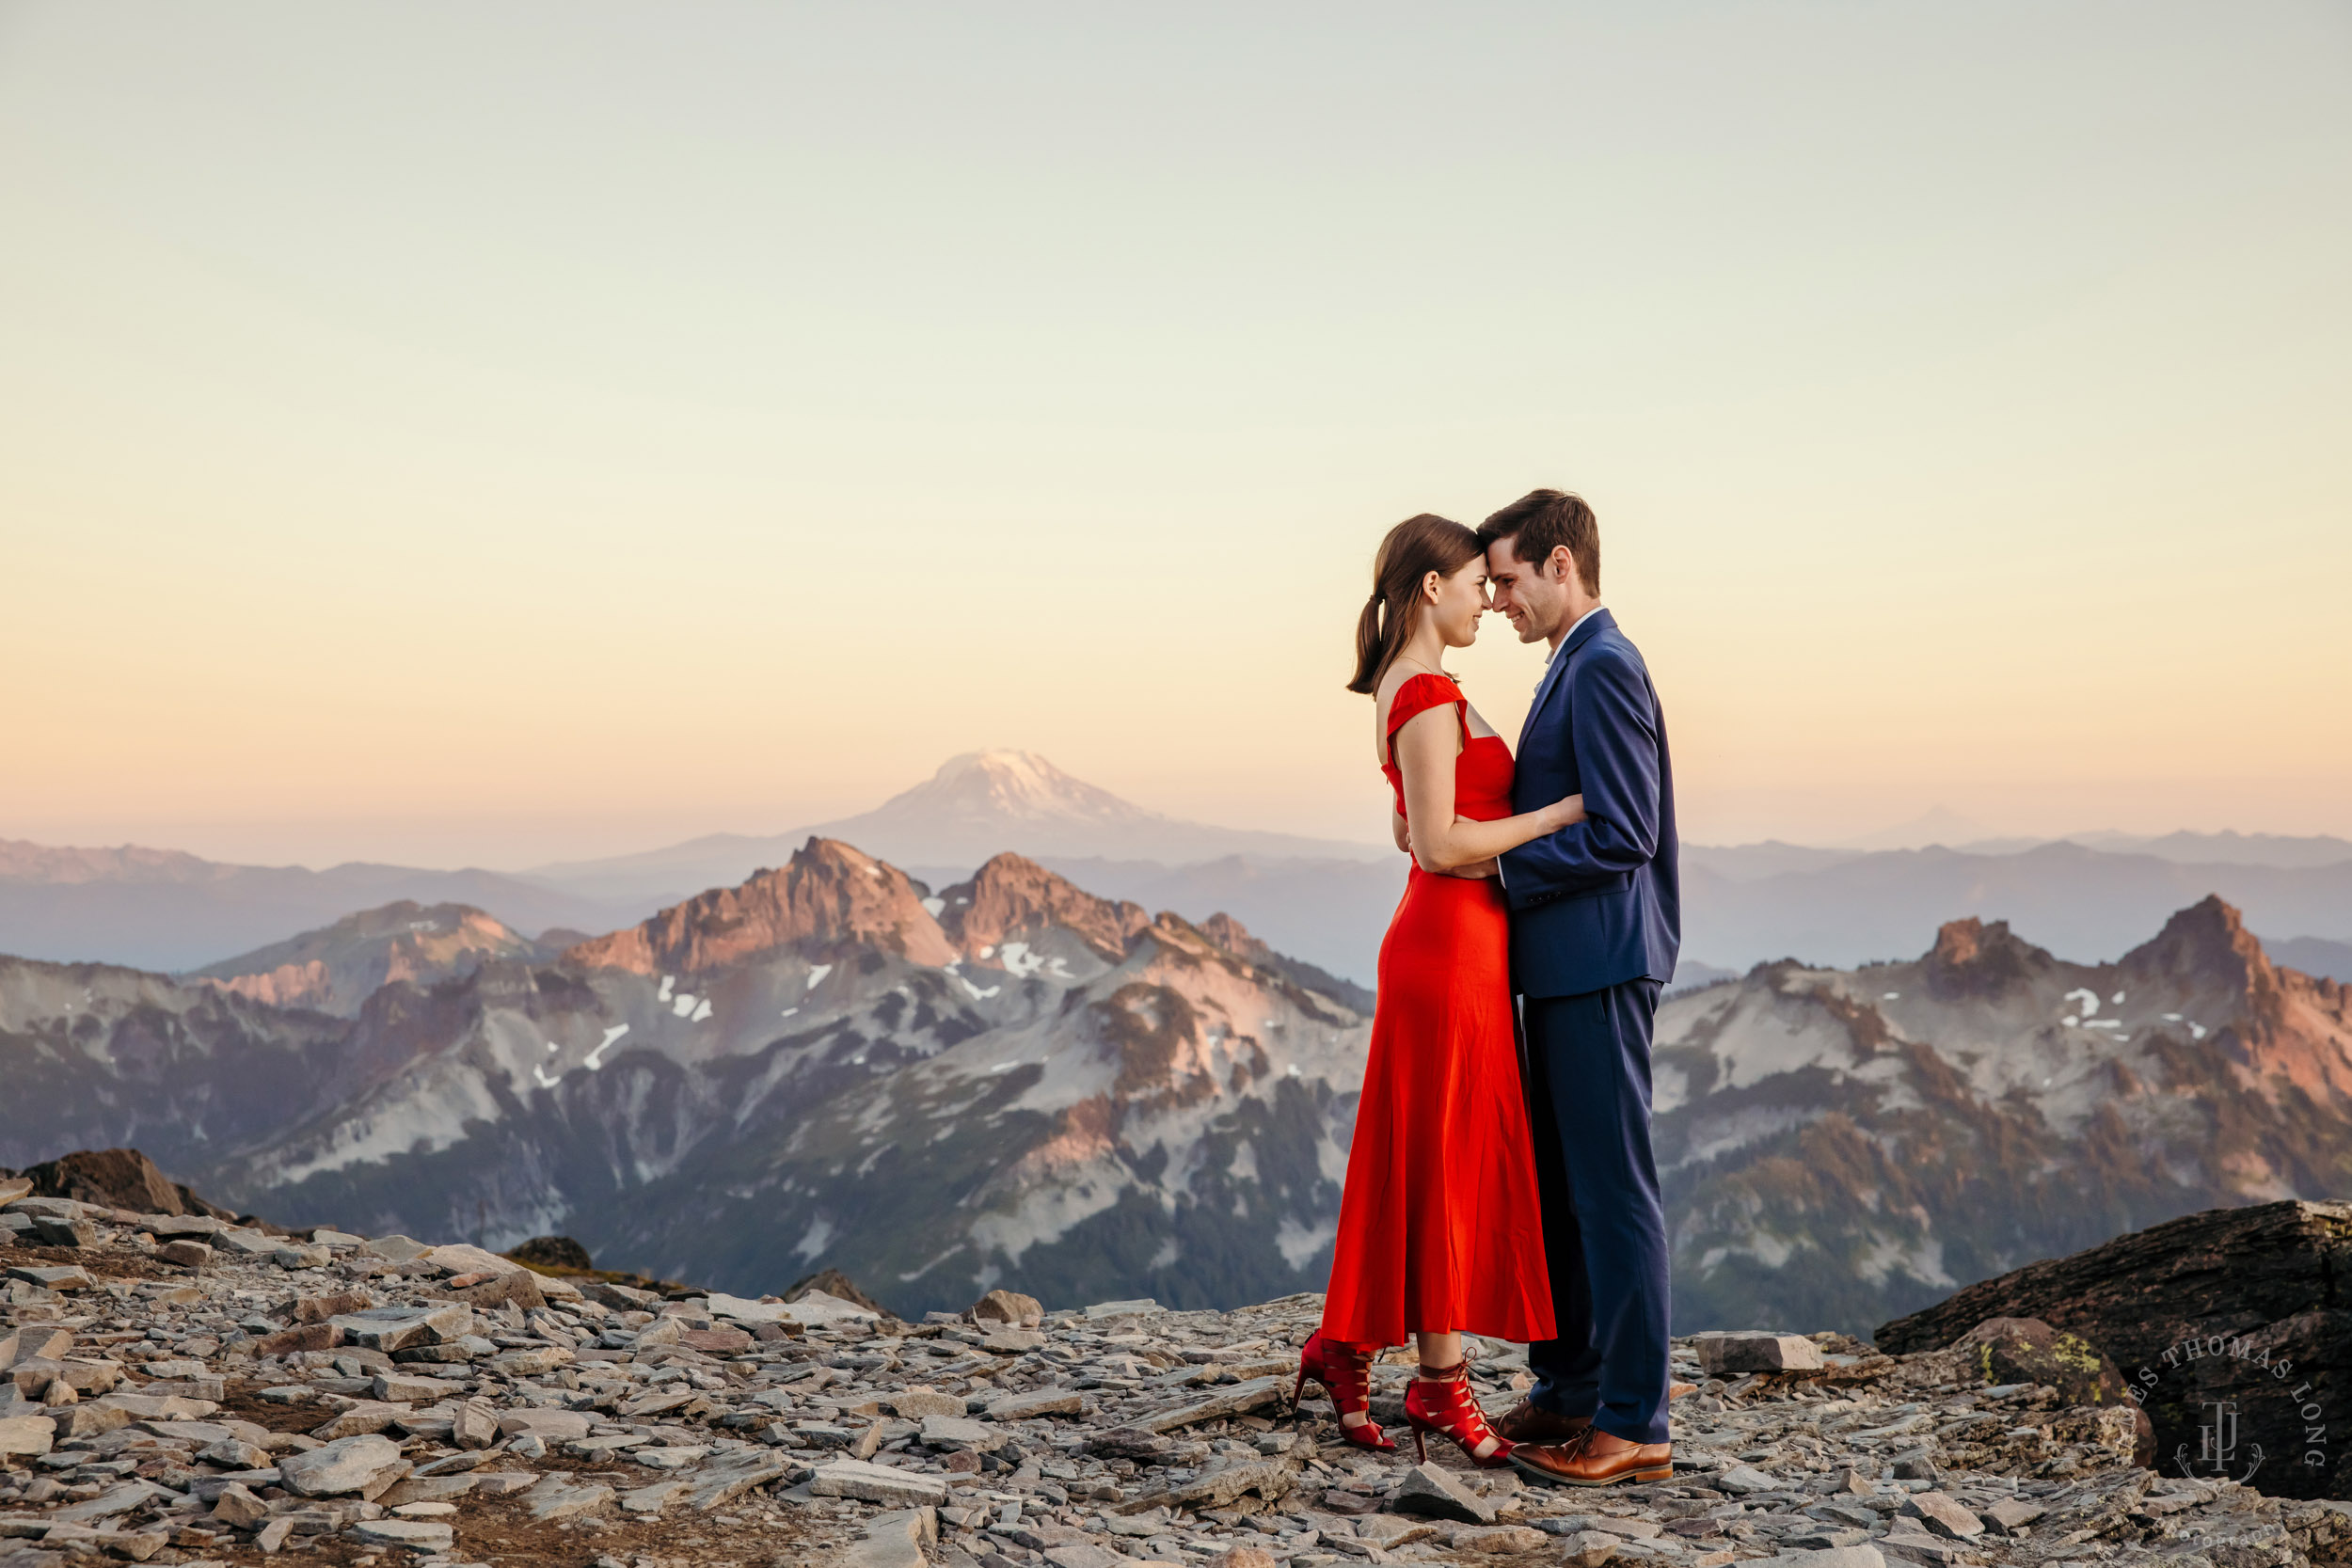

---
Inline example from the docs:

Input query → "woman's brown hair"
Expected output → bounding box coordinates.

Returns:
[1345,513,1485,694]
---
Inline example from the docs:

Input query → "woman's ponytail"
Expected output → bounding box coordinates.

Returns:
[1344,515,1483,694]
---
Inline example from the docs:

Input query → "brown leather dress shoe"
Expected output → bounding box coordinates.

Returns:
[1490,1398,1593,1446]
[1510,1427,1674,1487]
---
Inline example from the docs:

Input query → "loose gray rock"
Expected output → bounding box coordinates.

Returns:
[0,1416,54,1456]
[920,1414,1006,1452]
[278,1433,407,1498]
[1718,1464,1783,1494]
[1391,1462,1496,1525]
[209,1481,269,1529]
[807,1458,949,1507]
[985,1388,1084,1420]
[351,1518,455,1550]
[1694,1332,1826,1373]
[525,1474,614,1521]
[1760,1549,1889,1568]
[1901,1492,1984,1541]
[1980,1497,2045,1535]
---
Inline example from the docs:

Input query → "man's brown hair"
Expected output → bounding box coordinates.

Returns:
[1477,489,1599,595]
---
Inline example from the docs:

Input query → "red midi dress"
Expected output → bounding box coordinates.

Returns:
[1320,673,1556,1347]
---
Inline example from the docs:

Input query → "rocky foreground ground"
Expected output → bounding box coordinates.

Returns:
[5,1186,2350,1568]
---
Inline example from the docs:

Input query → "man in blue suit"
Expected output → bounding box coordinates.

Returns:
[1477,489,1680,1489]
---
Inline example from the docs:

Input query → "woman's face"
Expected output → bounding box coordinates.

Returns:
[1424,558,1489,647]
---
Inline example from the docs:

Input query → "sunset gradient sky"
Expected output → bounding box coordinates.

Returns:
[4,2,2348,868]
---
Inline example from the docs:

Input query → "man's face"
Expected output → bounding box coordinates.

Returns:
[1485,536,1571,644]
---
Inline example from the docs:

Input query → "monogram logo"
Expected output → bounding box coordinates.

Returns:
[2185,1397,2261,1482]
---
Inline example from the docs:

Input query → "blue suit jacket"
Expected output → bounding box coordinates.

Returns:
[1501,608,1681,999]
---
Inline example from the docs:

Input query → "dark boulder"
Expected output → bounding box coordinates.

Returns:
[21,1148,233,1219]
[1950,1316,2154,1465]
[1879,1199,2352,1498]
[505,1235,594,1273]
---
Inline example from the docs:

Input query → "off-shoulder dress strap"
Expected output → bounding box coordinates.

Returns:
[1386,672,1470,740]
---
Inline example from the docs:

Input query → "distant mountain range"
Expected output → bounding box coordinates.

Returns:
[4,754,2347,988]
[189,900,565,1017]
[4,840,2344,1332]
[0,843,1375,1315]
[1661,895,2352,1336]
[525,751,1391,905]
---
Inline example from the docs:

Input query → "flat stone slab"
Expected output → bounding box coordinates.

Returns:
[329,1303,471,1353]
[985,1388,1083,1420]
[372,1372,448,1403]
[807,1458,949,1508]
[6,1266,94,1291]
[524,1473,613,1521]
[788,1290,879,1327]
[919,1414,1006,1452]
[1717,1465,1782,1495]
[279,1433,408,1498]
[97,1393,215,1420]
[1449,1526,1550,1553]
[1136,1375,1287,1433]
[684,1449,792,1511]
[1693,1333,1824,1373]
[619,1481,688,1515]
[1762,1548,1888,1568]
[1115,1455,1298,1515]
[889,1391,964,1419]
[631,1446,708,1471]
[1903,1492,1985,1540]
[0,1417,54,1457]
[49,1482,174,1525]
[351,1518,455,1550]
[707,1291,799,1325]
[498,1407,594,1440]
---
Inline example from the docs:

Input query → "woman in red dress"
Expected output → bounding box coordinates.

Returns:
[1296,514,1585,1467]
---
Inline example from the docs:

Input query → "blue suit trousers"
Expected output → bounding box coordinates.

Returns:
[1523,978,1671,1445]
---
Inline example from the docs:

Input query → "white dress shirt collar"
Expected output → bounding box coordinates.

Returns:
[1544,604,1606,666]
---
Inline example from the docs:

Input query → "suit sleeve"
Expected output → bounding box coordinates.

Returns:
[1501,650,1661,908]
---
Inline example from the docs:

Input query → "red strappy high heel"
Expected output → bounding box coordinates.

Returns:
[1406,1358,1516,1468]
[1294,1331,1396,1452]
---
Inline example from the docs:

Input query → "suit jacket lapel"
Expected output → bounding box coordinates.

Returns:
[1518,607,1615,750]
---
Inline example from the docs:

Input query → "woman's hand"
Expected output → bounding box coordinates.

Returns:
[1539,793,1587,833]
[1444,856,1501,879]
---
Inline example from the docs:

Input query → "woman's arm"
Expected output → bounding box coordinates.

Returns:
[1396,706,1584,875]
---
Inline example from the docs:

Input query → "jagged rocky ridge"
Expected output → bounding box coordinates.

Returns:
[9,1182,2352,1568]
[1,842,1374,1316]
[1658,897,2352,1337]
[190,905,564,1020]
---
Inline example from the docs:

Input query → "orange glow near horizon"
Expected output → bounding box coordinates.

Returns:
[3,3,2348,870]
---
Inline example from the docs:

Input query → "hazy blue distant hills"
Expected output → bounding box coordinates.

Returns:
[0,838,632,973]
[2057,829,2352,870]
[2271,936,2352,983]
[1683,840,2352,974]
